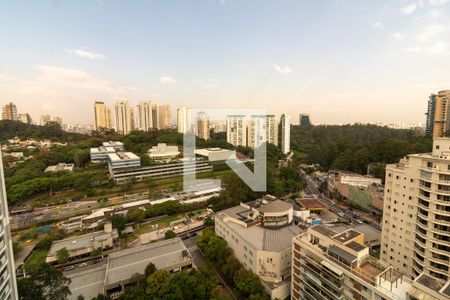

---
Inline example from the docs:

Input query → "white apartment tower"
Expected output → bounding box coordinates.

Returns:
[94,101,112,130]
[248,115,278,149]
[177,106,192,134]
[196,112,210,140]
[114,101,133,135]
[39,114,50,126]
[0,147,19,299]
[136,101,153,131]
[280,114,291,154]
[158,105,171,130]
[381,137,450,282]
[226,115,247,147]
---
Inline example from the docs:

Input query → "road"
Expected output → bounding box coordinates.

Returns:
[183,236,238,300]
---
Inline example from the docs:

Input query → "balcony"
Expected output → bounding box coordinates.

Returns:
[431,226,450,236]
[433,217,450,226]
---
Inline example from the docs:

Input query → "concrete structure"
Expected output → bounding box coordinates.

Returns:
[210,120,227,133]
[44,163,75,172]
[340,173,382,188]
[102,141,124,151]
[177,106,192,134]
[65,237,192,300]
[90,146,116,163]
[226,115,247,147]
[292,224,412,300]
[136,101,153,131]
[17,113,32,124]
[114,101,134,135]
[107,152,141,173]
[158,104,171,129]
[299,113,311,126]
[280,114,290,154]
[407,273,450,299]
[382,138,450,281]
[39,114,51,126]
[0,148,18,299]
[426,90,450,137]
[147,143,180,162]
[151,104,159,129]
[94,101,112,130]
[1,102,17,121]
[215,198,303,299]
[196,111,210,140]
[194,148,236,162]
[248,115,278,148]
[46,223,118,263]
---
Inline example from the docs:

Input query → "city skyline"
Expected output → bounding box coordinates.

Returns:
[1,1,450,125]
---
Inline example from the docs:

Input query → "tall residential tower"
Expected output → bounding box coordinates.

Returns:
[280,114,291,154]
[114,101,134,135]
[177,106,192,134]
[226,115,247,147]
[248,115,277,148]
[136,101,153,131]
[425,90,450,137]
[2,103,17,121]
[94,101,112,130]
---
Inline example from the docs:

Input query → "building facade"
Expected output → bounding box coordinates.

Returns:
[226,115,247,147]
[0,148,19,299]
[280,114,290,154]
[1,102,17,121]
[177,106,192,134]
[299,113,311,126]
[196,112,210,140]
[248,115,277,148]
[136,101,153,131]
[425,90,450,138]
[39,114,51,126]
[381,138,450,282]
[17,113,32,124]
[94,101,112,130]
[158,105,171,129]
[114,101,134,135]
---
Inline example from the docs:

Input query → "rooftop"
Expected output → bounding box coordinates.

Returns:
[257,199,292,213]
[333,229,362,244]
[296,198,327,210]
[107,152,140,162]
[66,264,107,300]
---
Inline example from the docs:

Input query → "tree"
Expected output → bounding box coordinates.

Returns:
[164,230,176,239]
[126,208,145,223]
[18,263,71,300]
[196,228,215,251]
[233,267,267,298]
[144,262,156,277]
[145,270,170,298]
[56,247,69,264]
[203,216,214,227]
[221,256,241,283]
[111,214,126,233]
[77,295,85,300]
[204,236,231,267]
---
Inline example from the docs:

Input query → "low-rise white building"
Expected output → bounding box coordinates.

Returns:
[102,141,124,151]
[45,163,75,172]
[215,198,304,299]
[148,143,180,162]
[194,148,236,162]
[90,146,116,163]
[107,152,141,173]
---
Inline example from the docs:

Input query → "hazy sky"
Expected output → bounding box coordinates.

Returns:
[1,0,450,125]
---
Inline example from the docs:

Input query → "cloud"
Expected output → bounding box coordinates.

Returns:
[372,22,383,29]
[390,32,403,40]
[417,24,446,42]
[193,78,220,88]
[401,3,417,14]
[428,0,449,6]
[160,76,175,84]
[407,41,449,55]
[65,48,106,60]
[429,9,442,18]
[273,64,292,75]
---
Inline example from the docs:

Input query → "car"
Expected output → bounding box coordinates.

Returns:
[355,219,363,224]
[64,265,75,271]
[78,263,88,268]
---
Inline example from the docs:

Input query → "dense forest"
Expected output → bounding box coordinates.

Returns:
[290,124,432,177]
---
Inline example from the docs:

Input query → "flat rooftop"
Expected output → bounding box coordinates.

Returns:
[296,198,327,210]
[333,229,362,244]
[257,199,292,213]
[107,152,140,162]
[48,229,117,256]
[66,264,107,300]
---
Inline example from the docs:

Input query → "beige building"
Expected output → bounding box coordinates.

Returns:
[215,198,303,299]
[114,101,133,135]
[291,224,449,300]
[248,115,278,148]
[426,90,450,137]
[381,138,450,282]
[196,111,210,140]
[94,101,112,130]
[158,104,171,129]
[136,101,153,131]
[177,106,192,134]
[39,114,51,126]
[226,115,247,147]
[2,102,17,121]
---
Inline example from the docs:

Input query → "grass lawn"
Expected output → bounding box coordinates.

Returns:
[136,214,185,234]
[24,248,48,273]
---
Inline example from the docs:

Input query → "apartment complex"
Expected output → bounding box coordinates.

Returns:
[248,115,278,148]
[0,148,19,299]
[177,106,192,134]
[1,102,17,121]
[114,101,134,135]
[17,113,32,124]
[226,115,247,147]
[196,111,210,140]
[94,101,112,130]
[136,101,153,131]
[299,113,311,126]
[381,137,450,281]
[215,198,303,299]
[426,90,450,137]
[292,224,413,300]
[158,105,172,129]
[279,114,291,154]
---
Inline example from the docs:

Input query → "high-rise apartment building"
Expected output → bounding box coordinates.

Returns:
[151,104,159,129]
[94,101,112,130]
[136,101,153,131]
[196,112,210,140]
[280,114,291,154]
[2,102,17,121]
[248,115,277,148]
[381,137,450,281]
[177,106,192,134]
[299,113,311,126]
[158,105,171,130]
[114,101,133,135]
[0,147,19,300]
[39,114,51,126]
[425,90,450,137]
[226,115,247,147]
[18,113,32,124]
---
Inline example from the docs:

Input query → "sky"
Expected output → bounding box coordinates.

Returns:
[1,0,450,125]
